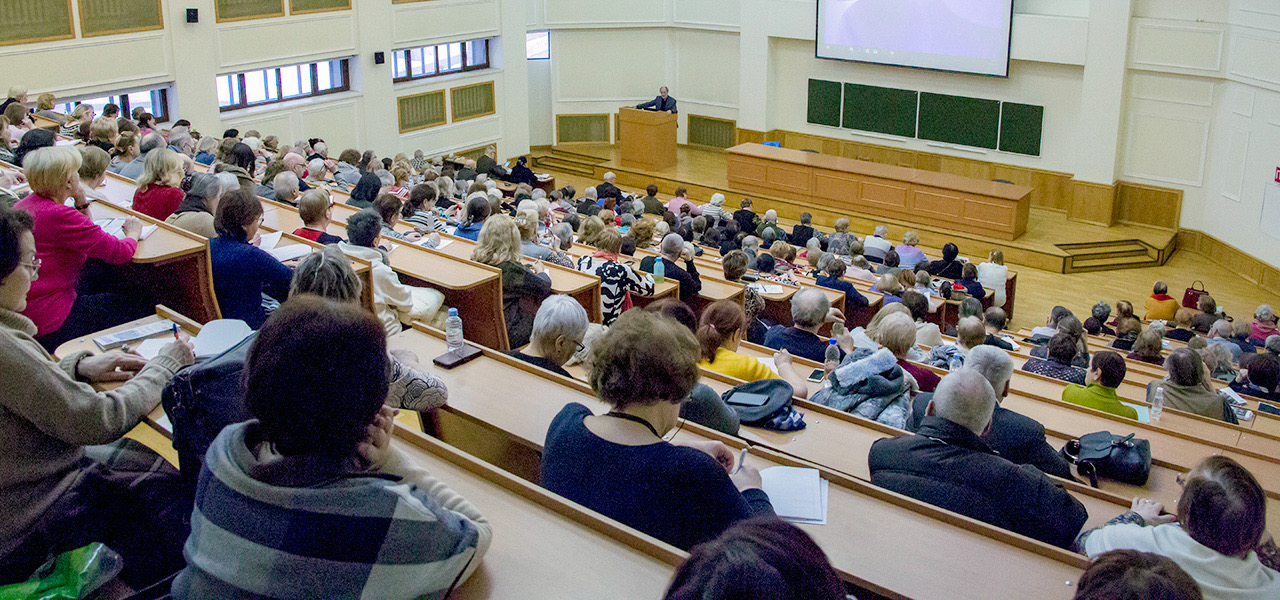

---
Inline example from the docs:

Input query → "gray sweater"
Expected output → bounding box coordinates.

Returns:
[0,308,183,555]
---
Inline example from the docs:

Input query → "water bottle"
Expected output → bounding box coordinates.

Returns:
[653,258,665,285]
[1151,386,1164,421]
[824,338,841,374]
[445,307,464,351]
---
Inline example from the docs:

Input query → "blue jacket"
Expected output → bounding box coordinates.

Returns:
[816,274,869,308]
[209,236,293,329]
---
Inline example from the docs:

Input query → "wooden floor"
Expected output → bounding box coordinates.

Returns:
[535,149,1280,332]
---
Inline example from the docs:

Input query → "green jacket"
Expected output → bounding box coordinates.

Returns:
[1061,383,1138,419]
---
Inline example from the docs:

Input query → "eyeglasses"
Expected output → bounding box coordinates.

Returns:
[19,258,40,273]
[573,340,585,353]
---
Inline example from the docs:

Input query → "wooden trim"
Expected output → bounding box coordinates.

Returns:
[396,89,447,134]
[555,112,611,145]
[214,0,286,23]
[77,0,164,38]
[0,0,75,46]
[288,0,351,15]
[735,127,766,145]
[449,81,495,123]
[1178,228,1280,290]
[1066,180,1117,227]
[1116,180,1182,230]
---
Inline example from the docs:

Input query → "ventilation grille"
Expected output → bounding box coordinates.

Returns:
[398,90,446,133]
[0,0,73,45]
[80,0,162,36]
[215,0,284,21]
[557,114,610,144]
[688,115,737,149]
[290,0,349,13]
[451,81,495,122]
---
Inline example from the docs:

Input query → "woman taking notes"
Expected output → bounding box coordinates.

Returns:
[542,310,773,550]
[696,299,810,398]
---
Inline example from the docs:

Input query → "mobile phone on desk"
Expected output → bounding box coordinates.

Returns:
[806,368,826,383]
[433,345,483,369]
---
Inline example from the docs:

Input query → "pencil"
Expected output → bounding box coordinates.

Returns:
[734,447,749,473]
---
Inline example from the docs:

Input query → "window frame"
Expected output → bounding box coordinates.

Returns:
[392,38,491,84]
[526,30,550,60]
[59,87,172,123]
[218,59,351,113]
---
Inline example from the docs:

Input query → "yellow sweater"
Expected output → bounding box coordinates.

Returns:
[699,347,775,382]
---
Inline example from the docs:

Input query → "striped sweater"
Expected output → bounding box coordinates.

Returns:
[576,254,654,325]
[174,421,491,600]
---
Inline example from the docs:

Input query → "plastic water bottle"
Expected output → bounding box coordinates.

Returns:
[824,338,841,374]
[653,258,665,285]
[1151,386,1164,421]
[445,308,464,351]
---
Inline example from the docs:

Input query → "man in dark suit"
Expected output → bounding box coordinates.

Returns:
[640,233,701,304]
[636,86,678,114]
[596,172,623,201]
[872,369,1087,550]
[906,345,1075,480]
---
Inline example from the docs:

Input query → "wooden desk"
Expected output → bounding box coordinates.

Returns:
[726,144,1033,241]
[389,325,1088,599]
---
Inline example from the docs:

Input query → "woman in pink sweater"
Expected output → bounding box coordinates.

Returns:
[13,147,147,351]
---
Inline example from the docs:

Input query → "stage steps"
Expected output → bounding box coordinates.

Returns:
[1059,240,1166,273]
[531,147,609,177]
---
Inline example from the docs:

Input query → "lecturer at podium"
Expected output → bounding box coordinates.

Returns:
[636,86,677,114]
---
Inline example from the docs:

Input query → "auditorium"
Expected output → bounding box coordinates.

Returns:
[2,1,1279,598]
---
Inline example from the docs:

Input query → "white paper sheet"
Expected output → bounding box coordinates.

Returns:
[748,283,785,295]
[93,319,174,350]
[192,319,254,358]
[258,231,283,251]
[132,338,170,360]
[755,356,779,375]
[759,466,827,524]
[267,243,311,262]
[424,238,451,250]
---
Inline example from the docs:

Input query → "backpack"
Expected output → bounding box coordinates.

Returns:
[160,333,256,511]
[722,379,806,431]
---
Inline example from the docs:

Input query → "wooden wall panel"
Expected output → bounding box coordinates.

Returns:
[735,128,766,145]
[1116,181,1181,230]
[1067,181,1117,226]
[1177,229,1280,289]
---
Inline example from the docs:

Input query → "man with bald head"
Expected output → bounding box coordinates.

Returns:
[636,86,677,113]
[908,345,1074,479]
[869,368,1087,549]
[639,233,701,304]
[763,288,852,362]
[282,152,312,191]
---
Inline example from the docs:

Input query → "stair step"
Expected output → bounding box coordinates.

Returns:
[1068,254,1160,273]
[532,155,595,176]
[1064,247,1152,260]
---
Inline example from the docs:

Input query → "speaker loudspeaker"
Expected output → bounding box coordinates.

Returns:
[374,52,385,65]
[186,8,198,23]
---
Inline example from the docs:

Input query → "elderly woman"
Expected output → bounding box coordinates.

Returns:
[872,272,903,304]
[193,136,218,166]
[173,297,489,598]
[696,299,809,397]
[1112,316,1143,351]
[1078,456,1280,600]
[1250,305,1278,344]
[4,103,30,143]
[509,295,588,377]
[471,214,551,348]
[894,231,927,270]
[825,217,856,257]
[576,228,654,326]
[1147,348,1232,421]
[1023,333,1088,385]
[542,309,774,551]
[1085,301,1115,336]
[1030,315,1090,368]
[901,290,942,347]
[215,142,257,193]
[131,148,187,220]
[0,204,196,587]
[86,117,118,155]
[15,147,149,350]
[208,189,293,329]
[875,249,901,276]
[166,172,222,238]
[1128,327,1167,366]
[874,311,939,392]
[701,192,728,226]
[33,93,65,123]
[75,146,111,206]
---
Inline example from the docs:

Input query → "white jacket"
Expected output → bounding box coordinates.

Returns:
[338,243,442,337]
[1084,523,1280,600]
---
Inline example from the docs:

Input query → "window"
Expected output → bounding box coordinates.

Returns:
[393,38,491,83]
[217,58,350,112]
[526,31,549,60]
[58,86,172,122]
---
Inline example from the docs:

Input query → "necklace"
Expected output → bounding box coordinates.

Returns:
[604,411,661,438]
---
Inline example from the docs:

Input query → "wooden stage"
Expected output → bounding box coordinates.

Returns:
[534,143,1178,275]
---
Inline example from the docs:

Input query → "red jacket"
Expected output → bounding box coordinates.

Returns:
[132,184,184,221]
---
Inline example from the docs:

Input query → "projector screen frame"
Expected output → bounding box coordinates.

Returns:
[813,0,1015,79]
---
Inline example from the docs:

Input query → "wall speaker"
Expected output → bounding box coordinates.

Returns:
[186,8,198,23]
[374,52,385,65]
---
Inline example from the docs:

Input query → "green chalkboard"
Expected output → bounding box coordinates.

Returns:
[807,79,842,127]
[918,92,1000,150]
[999,102,1044,156]
[842,83,917,138]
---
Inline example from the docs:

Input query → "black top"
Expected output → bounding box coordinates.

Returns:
[789,224,816,248]
[541,403,772,550]
[928,259,964,279]
[907,395,1075,480]
[508,350,570,378]
[596,181,623,199]
[498,261,553,349]
[732,209,758,234]
[455,167,478,182]
[1166,328,1195,342]
[640,255,701,304]
[869,416,1087,549]
[762,325,843,363]
[984,333,1014,351]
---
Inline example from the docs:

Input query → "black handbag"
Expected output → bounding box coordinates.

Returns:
[1060,432,1151,488]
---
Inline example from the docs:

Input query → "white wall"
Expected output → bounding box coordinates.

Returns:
[0,0,530,163]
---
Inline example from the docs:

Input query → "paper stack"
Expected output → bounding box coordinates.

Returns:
[759,466,828,525]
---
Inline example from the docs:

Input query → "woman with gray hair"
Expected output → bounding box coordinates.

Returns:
[166,172,222,238]
[1085,301,1115,336]
[508,295,588,378]
[1147,348,1235,421]
[1250,304,1278,344]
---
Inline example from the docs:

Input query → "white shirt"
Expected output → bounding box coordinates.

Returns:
[976,262,1008,306]
[338,243,416,337]
[863,235,892,259]
[1084,523,1280,600]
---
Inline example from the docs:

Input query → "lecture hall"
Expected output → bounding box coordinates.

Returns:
[1,0,1279,598]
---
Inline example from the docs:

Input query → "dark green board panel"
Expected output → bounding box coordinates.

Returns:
[841,83,918,138]
[807,79,842,127]
[999,102,1044,156]
[918,92,1000,150]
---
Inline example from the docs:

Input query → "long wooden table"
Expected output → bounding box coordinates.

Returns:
[389,324,1088,599]
[726,143,1033,241]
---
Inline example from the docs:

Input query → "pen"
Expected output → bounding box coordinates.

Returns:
[172,323,179,341]
[734,447,748,473]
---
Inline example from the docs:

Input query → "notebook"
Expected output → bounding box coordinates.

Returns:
[759,466,828,524]
[266,244,311,262]
[192,319,254,358]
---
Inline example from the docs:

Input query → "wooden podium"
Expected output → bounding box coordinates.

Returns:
[618,107,676,171]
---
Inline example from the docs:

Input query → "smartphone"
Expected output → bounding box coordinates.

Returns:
[725,392,772,407]
[432,345,483,369]
[806,368,826,383]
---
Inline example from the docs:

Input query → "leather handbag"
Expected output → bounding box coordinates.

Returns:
[1060,432,1151,488]
[1183,280,1209,309]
